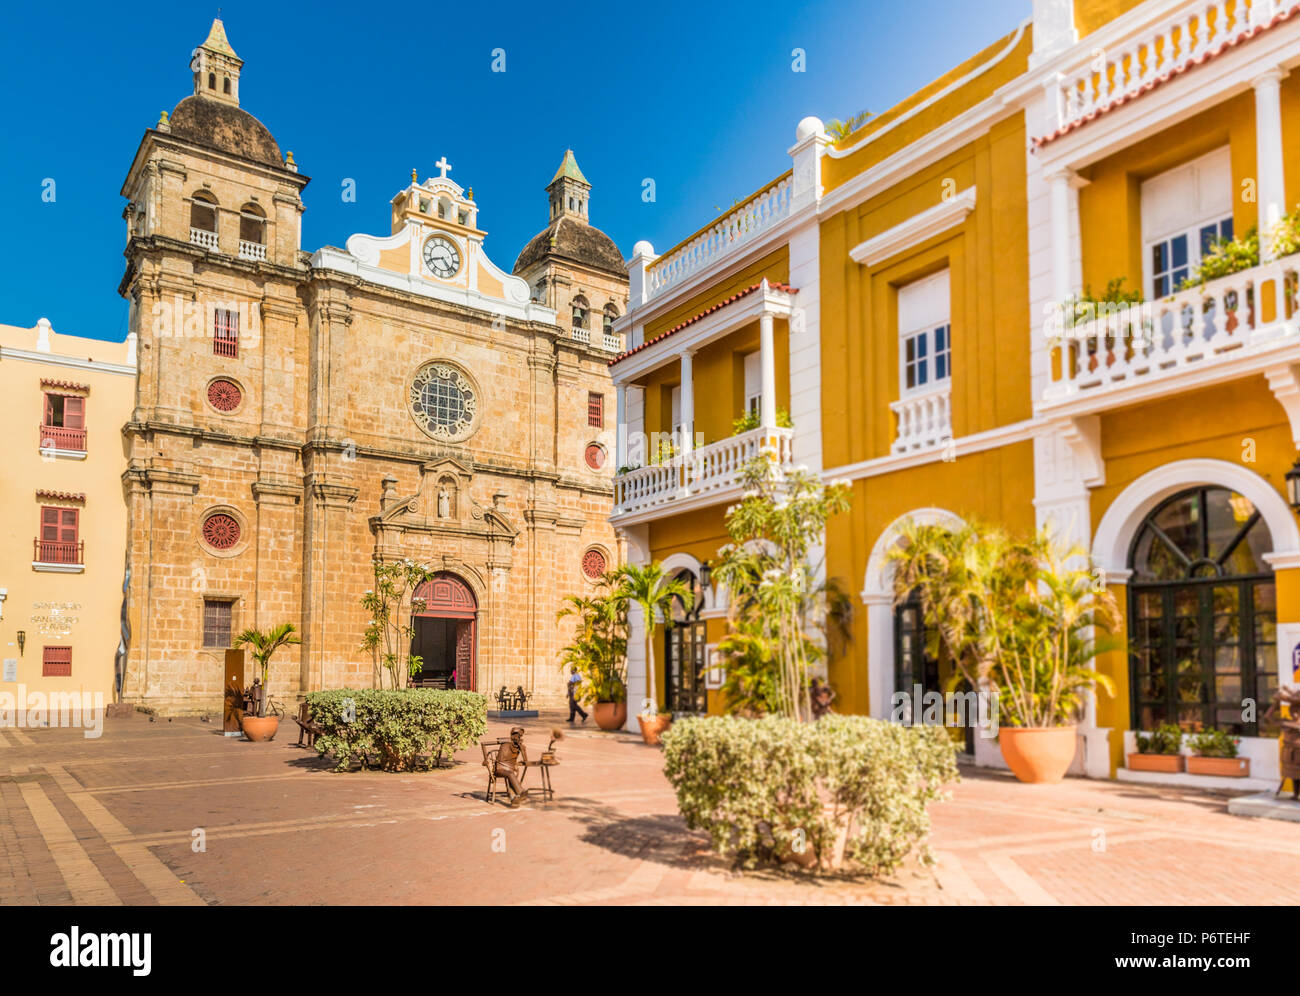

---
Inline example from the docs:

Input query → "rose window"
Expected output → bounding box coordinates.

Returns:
[409,363,477,439]
[202,513,241,550]
[207,378,243,412]
[582,549,607,580]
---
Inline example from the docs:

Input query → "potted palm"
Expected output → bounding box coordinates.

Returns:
[614,562,691,744]
[889,522,1118,784]
[1128,723,1185,772]
[234,622,301,742]
[556,580,629,731]
[1186,729,1247,777]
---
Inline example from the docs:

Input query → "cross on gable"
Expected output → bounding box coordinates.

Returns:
[436,156,452,179]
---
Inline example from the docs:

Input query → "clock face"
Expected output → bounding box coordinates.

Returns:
[422,235,461,279]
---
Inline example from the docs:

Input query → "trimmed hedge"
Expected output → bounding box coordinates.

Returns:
[306,688,487,772]
[662,714,959,874]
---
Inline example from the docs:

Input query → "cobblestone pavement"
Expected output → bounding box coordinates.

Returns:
[1,714,1297,905]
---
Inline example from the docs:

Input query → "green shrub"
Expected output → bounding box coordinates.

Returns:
[731,406,793,435]
[307,688,487,772]
[661,714,959,875]
[1136,722,1183,755]
[1187,728,1239,758]
[1181,228,1258,289]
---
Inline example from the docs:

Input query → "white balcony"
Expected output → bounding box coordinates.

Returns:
[644,177,792,303]
[613,426,794,520]
[602,332,621,352]
[890,386,952,453]
[238,240,266,261]
[1047,0,1300,138]
[190,227,219,251]
[1041,257,1300,413]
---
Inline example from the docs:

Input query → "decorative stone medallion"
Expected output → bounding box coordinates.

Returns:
[408,361,479,441]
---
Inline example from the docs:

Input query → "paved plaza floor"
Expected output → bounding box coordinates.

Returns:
[1,713,1297,906]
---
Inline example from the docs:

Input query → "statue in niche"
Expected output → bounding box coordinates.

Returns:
[437,488,451,518]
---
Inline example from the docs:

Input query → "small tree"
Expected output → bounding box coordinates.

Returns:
[712,454,851,722]
[556,575,629,704]
[613,562,692,716]
[234,623,301,717]
[360,558,433,689]
[886,520,1119,728]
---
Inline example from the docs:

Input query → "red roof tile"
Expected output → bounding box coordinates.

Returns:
[609,281,798,367]
[1035,7,1297,148]
[35,490,86,503]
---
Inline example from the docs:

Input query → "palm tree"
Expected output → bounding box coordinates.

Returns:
[614,563,692,715]
[234,622,301,717]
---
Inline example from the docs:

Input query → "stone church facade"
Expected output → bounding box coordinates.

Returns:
[117,20,626,713]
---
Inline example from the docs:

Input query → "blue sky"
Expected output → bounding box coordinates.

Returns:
[0,0,1030,341]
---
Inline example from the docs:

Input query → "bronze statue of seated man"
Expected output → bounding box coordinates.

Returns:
[495,725,529,807]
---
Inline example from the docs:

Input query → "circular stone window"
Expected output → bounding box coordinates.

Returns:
[408,362,479,441]
[582,548,608,580]
[201,512,242,551]
[207,378,243,413]
[584,443,606,470]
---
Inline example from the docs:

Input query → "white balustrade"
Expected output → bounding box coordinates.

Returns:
[602,332,622,352]
[190,227,219,251]
[613,426,794,516]
[645,177,793,302]
[570,326,591,345]
[1049,1,1299,136]
[238,240,267,261]
[890,387,952,453]
[1045,257,1300,403]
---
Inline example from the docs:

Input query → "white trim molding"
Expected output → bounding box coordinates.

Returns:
[1091,458,1300,575]
[849,187,977,267]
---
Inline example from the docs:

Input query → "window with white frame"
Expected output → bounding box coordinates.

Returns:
[897,270,951,396]
[1141,146,1233,299]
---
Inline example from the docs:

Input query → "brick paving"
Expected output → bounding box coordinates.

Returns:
[1,714,1298,905]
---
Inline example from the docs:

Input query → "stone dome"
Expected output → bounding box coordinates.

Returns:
[513,215,624,277]
[165,96,283,168]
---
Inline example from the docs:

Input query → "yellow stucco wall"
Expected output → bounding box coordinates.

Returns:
[824,442,1037,715]
[0,323,134,707]
[820,115,1030,469]
[1074,0,1148,38]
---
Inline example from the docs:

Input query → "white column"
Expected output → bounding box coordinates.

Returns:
[1047,168,1074,304]
[1254,68,1287,262]
[678,350,694,456]
[615,383,628,469]
[759,305,777,430]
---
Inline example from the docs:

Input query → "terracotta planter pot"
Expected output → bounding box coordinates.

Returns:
[999,726,1078,784]
[1126,752,1185,773]
[592,701,627,731]
[637,713,672,746]
[1187,755,1249,777]
[240,715,280,742]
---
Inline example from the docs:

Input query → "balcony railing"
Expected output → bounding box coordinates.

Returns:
[238,240,266,261]
[38,424,86,452]
[567,327,622,352]
[645,177,792,302]
[34,539,83,565]
[613,426,794,517]
[602,332,621,352]
[190,227,219,251]
[1044,257,1300,405]
[1049,0,1300,136]
[571,326,590,344]
[891,386,952,453]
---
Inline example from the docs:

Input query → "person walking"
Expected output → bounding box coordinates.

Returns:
[567,666,588,724]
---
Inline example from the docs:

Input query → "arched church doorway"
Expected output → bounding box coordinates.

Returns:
[410,572,477,690]
[1128,486,1278,736]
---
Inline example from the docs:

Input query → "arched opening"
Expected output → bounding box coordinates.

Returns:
[571,295,590,330]
[208,72,216,90]
[410,572,477,690]
[602,304,618,336]
[223,77,231,95]
[664,568,707,714]
[1128,486,1278,736]
[190,191,217,234]
[238,203,265,255]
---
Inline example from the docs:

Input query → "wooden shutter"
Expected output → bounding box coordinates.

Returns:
[42,646,72,677]
[41,506,60,541]
[64,396,84,429]
[43,393,56,427]
[60,508,79,543]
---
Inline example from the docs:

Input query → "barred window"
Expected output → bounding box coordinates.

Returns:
[587,391,604,428]
[42,646,72,677]
[214,309,239,358]
[202,599,234,648]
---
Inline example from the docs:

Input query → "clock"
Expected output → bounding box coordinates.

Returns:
[422,235,461,278]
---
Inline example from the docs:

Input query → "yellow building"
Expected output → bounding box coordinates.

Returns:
[0,319,136,714]
[612,0,1300,788]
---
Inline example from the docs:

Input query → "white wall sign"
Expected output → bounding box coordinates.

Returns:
[3,659,16,683]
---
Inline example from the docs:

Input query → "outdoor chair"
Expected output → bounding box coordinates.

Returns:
[292,700,324,748]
